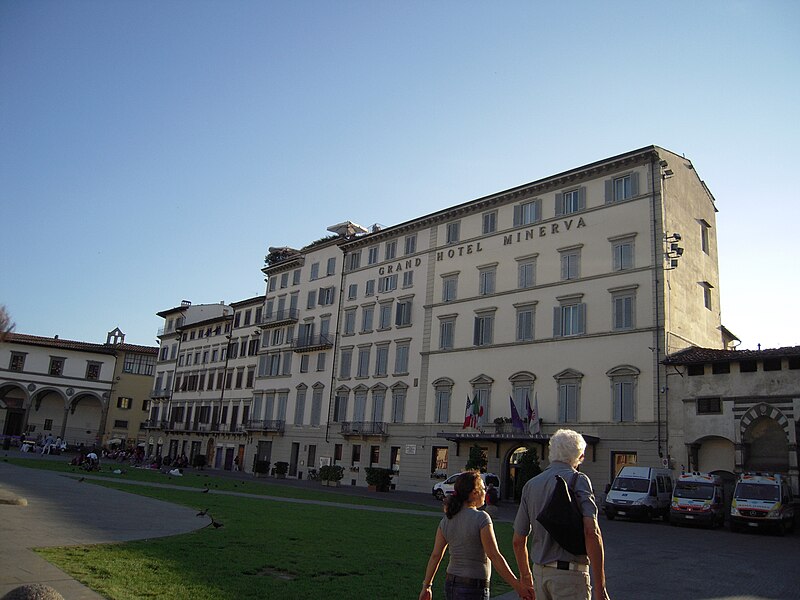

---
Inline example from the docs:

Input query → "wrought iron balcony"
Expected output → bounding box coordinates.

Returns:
[245,419,285,433]
[143,419,169,430]
[289,334,334,353]
[260,308,300,329]
[150,388,171,400]
[340,421,388,437]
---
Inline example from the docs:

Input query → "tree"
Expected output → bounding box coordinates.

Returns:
[514,446,542,499]
[465,444,487,473]
[0,305,14,343]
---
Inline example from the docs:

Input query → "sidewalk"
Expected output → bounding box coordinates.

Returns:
[0,453,522,599]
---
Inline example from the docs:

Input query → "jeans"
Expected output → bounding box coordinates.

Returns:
[444,579,490,600]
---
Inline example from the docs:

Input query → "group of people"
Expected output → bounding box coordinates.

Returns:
[18,433,66,454]
[420,428,610,600]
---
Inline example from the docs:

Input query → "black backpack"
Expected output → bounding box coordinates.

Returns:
[535,472,586,555]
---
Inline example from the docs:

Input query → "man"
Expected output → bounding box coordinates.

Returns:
[512,429,610,600]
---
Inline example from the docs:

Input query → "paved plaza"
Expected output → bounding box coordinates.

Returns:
[1,455,798,600]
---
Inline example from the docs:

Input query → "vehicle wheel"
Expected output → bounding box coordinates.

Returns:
[434,490,445,501]
[644,508,653,522]
[730,521,740,533]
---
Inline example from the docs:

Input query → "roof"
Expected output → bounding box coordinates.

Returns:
[4,333,156,355]
[664,345,800,365]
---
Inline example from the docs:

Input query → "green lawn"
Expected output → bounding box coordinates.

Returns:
[8,459,518,599]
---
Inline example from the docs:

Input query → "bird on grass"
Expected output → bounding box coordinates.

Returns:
[78,477,86,482]
[196,508,209,517]
[201,487,210,493]
[211,520,224,529]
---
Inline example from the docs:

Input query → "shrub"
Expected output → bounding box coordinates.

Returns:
[364,467,393,489]
[274,461,289,475]
[319,464,344,482]
[254,460,270,474]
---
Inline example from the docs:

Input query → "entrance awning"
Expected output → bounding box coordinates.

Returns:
[437,430,601,460]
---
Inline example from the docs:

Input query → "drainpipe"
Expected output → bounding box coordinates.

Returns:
[650,154,663,459]
[325,243,347,443]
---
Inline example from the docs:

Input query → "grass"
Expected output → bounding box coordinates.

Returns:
[8,458,518,599]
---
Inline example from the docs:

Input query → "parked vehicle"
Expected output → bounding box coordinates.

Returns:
[604,466,673,521]
[730,472,795,535]
[432,472,500,501]
[671,472,725,528]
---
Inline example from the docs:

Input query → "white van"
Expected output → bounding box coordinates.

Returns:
[730,472,795,535]
[604,466,673,521]
[432,472,501,502]
[671,472,725,528]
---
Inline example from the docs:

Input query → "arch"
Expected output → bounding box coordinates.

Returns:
[0,381,30,407]
[742,415,790,473]
[432,377,455,387]
[501,443,546,503]
[509,371,537,383]
[605,364,641,377]
[740,403,789,437]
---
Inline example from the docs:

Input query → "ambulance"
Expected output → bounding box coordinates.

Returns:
[604,466,673,521]
[670,472,725,528]
[730,472,795,535]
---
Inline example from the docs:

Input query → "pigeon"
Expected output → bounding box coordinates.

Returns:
[196,508,209,517]
[78,477,85,482]
[211,520,224,529]
[201,487,210,493]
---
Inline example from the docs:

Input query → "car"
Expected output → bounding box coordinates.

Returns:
[432,472,500,501]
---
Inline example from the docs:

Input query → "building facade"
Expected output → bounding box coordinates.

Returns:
[664,346,800,494]
[149,146,730,497]
[0,330,156,447]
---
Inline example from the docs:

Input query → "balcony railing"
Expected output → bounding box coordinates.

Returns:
[150,388,171,400]
[289,334,334,353]
[245,419,285,433]
[260,308,300,329]
[340,421,388,437]
[143,419,169,430]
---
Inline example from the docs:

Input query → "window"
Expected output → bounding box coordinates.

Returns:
[310,262,320,280]
[340,348,353,378]
[318,286,335,306]
[473,312,494,346]
[300,354,310,373]
[442,274,458,302]
[517,257,536,289]
[700,282,713,310]
[391,387,406,422]
[348,284,358,300]
[711,362,730,375]
[394,342,410,374]
[432,446,449,473]
[357,347,371,377]
[478,266,496,295]
[482,211,497,234]
[375,344,389,376]
[609,366,638,422]
[293,269,301,285]
[123,353,156,375]
[555,187,585,216]
[344,308,356,335]
[471,386,490,426]
[86,362,101,380]
[361,305,374,332]
[611,288,636,330]
[700,220,711,254]
[310,386,323,426]
[697,397,722,414]
[606,172,639,203]
[48,357,65,376]
[555,370,582,422]
[117,397,132,409]
[402,270,413,288]
[434,382,452,423]
[378,274,398,293]
[113,419,128,429]
[559,246,581,280]
[280,273,289,289]
[268,277,277,292]
[294,388,306,426]
[326,256,336,276]
[439,317,455,350]
[347,250,361,271]
[446,221,460,244]
[404,234,417,255]
[365,279,375,296]
[516,305,535,342]
[44,419,53,431]
[611,235,635,271]
[378,302,393,329]
[316,352,326,372]
[306,290,317,309]
[395,299,412,327]
[514,199,541,226]
[385,240,397,260]
[367,246,379,265]
[554,297,586,337]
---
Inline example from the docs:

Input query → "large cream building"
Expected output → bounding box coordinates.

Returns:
[150,146,731,497]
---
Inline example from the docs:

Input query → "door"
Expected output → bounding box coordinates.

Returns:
[224,447,235,470]
[289,442,300,477]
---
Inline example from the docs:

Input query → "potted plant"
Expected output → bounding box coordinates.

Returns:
[254,460,270,478]
[274,461,289,479]
[319,464,344,487]
[365,467,393,492]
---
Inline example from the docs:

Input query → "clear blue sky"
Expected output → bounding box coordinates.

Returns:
[2,1,798,349]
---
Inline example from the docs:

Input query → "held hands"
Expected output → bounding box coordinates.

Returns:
[593,586,610,600]
[418,586,433,600]
[513,577,535,600]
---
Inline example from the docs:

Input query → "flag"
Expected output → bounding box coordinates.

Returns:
[468,395,483,429]
[462,396,472,429]
[510,396,525,432]
[528,392,541,435]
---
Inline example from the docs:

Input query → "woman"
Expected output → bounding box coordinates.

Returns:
[420,471,528,600]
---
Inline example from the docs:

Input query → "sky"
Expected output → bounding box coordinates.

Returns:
[1,1,798,350]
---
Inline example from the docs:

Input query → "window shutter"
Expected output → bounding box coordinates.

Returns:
[578,186,586,210]
[560,255,569,280]
[513,205,522,227]
[577,303,586,334]
[474,317,480,346]
[535,199,542,222]
[613,383,622,421]
[605,179,613,203]
[630,172,639,197]
[553,306,562,337]
[555,193,563,216]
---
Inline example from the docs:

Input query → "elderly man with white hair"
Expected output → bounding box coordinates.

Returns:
[512,428,610,600]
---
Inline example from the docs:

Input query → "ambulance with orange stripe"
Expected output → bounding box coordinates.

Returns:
[670,472,725,528]
[730,472,795,535]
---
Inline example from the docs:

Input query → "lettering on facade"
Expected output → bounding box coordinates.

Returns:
[503,217,586,247]
[435,242,483,262]
[378,257,423,276]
